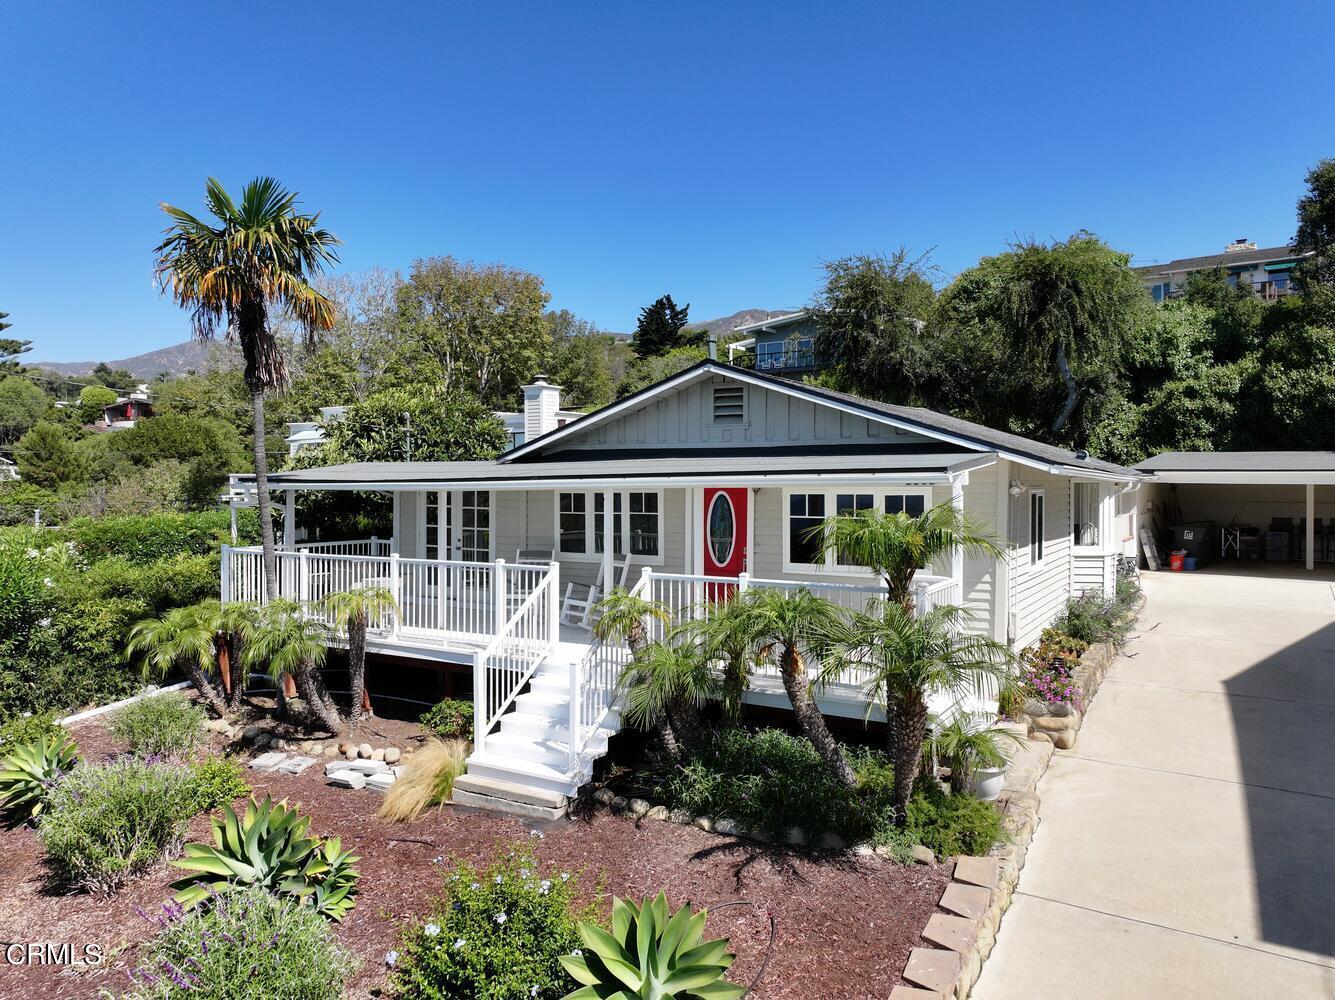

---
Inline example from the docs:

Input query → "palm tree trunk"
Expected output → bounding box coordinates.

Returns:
[890,691,929,825]
[656,717,681,759]
[293,659,343,734]
[224,636,244,710]
[667,700,708,751]
[779,646,857,787]
[184,662,228,718]
[348,613,368,721]
[251,388,278,602]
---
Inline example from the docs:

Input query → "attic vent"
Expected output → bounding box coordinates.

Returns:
[712,384,745,424]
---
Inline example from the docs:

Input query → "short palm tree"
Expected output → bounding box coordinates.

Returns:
[125,607,229,718]
[155,177,340,601]
[816,502,1002,609]
[591,587,671,659]
[244,599,342,733]
[929,711,1023,795]
[825,600,1012,822]
[729,588,857,787]
[322,586,397,721]
[673,594,753,723]
[189,599,258,710]
[618,641,717,757]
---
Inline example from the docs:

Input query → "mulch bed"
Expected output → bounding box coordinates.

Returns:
[0,715,949,999]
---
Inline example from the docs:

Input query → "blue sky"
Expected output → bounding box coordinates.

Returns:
[3,1,1331,362]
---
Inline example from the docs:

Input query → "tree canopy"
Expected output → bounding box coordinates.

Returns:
[631,294,692,358]
[313,385,509,465]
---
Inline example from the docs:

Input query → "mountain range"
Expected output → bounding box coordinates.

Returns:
[30,308,800,380]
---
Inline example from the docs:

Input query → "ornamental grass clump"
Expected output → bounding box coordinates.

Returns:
[40,756,196,895]
[378,738,468,823]
[390,841,597,1000]
[122,884,358,1000]
[110,693,207,760]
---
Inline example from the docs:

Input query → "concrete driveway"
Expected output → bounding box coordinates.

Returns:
[973,565,1335,1000]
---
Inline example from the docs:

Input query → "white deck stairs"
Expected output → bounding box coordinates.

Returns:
[456,649,622,820]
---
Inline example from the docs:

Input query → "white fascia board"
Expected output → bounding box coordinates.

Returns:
[1142,470,1335,485]
[246,471,969,492]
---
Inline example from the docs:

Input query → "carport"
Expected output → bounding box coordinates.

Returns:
[1136,451,1335,571]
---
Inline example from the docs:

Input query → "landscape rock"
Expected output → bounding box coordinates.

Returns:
[324,745,339,757]
[628,798,651,817]
[783,826,806,846]
[711,817,740,836]
[668,808,693,825]
[693,816,713,833]
[1053,729,1077,750]
[337,741,352,755]
[357,743,373,759]
[911,844,936,864]
[593,788,615,806]
[646,805,670,821]
[206,718,230,734]
[383,747,401,764]
[252,733,272,748]
[343,746,359,760]
[242,725,262,743]
[818,831,847,851]
[610,796,629,813]
[371,748,385,762]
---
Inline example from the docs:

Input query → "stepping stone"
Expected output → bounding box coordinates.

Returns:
[952,855,999,890]
[341,759,390,775]
[890,988,945,1000]
[939,882,993,921]
[249,752,289,772]
[277,755,318,775]
[366,771,396,794]
[327,770,366,790]
[325,759,355,777]
[922,913,978,954]
[903,947,960,995]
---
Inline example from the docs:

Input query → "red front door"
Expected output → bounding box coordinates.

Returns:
[703,488,747,598]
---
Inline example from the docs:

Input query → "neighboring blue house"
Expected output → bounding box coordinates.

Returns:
[726,311,817,376]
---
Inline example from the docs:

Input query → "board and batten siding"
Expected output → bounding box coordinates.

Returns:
[1006,468,1075,650]
[543,374,935,452]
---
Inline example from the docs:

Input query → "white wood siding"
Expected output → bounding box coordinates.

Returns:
[1006,469,1075,649]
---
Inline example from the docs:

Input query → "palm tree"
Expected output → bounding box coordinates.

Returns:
[673,595,753,723]
[618,642,717,757]
[126,608,230,718]
[929,711,1023,795]
[188,599,258,710]
[243,600,342,733]
[154,177,340,601]
[824,601,1012,822]
[322,586,397,721]
[728,588,857,788]
[817,502,1002,610]
[590,587,670,660]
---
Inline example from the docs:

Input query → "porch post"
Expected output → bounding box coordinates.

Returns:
[601,489,615,597]
[1306,483,1315,571]
[283,490,295,550]
[220,544,231,603]
[389,553,402,639]
[298,549,311,606]
[949,478,965,590]
[493,558,507,632]
[229,505,238,544]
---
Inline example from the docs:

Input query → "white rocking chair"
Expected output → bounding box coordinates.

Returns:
[560,555,633,629]
[513,548,555,566]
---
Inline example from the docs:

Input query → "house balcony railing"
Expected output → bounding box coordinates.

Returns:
[728,348,817,373]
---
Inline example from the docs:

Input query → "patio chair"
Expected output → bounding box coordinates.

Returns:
[560,555,633,629]
[513,548,555,566]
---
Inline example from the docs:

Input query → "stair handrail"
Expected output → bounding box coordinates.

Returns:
[567,569,650,766]
[473,561,559,756]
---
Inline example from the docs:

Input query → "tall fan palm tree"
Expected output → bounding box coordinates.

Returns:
[824,600,1012,823]
[817,502,1002,610]
[154,177,340,600]
[728,588,857,787]
[322,586,397,721]
[126,607,230,718]
[243,600,341,733]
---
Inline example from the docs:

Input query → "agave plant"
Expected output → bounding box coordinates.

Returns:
[171,795,359,920]
[0,732,78,822]
[560,892,744,1000]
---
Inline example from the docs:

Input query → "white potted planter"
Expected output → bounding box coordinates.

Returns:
[969,766,1006,802]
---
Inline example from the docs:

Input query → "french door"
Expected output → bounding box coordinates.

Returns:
[420,490,492,563]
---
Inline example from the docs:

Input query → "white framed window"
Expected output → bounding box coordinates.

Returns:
[557,490,662,563]
[783,486,933,574]
[1072,482,1102,549]
[1029,489,1046,566]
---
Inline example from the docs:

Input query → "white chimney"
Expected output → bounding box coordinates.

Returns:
[522,376,562,440]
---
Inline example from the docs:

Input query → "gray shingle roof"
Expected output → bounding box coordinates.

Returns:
[1134,246,1306,275]
[1137,451,1335,473]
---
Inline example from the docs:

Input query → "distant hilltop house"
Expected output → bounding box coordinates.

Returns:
[0,456,18,481]
[1135,238,1312,302]
[98,384,154,430]
[725,311,817,376]
[284,377,584,457]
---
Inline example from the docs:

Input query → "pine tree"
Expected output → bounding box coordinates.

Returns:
[631,294,691,358]
[14,420,82,488]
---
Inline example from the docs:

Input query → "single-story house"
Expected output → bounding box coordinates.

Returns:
[224,361,1144,810]
[99,384,154,430]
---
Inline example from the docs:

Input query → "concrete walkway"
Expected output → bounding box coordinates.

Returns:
[973,565,1335,1000]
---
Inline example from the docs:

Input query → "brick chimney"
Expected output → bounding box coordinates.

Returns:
[522,376,562,440]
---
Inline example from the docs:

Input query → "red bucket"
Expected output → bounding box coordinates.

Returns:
[1169,552,1185,572]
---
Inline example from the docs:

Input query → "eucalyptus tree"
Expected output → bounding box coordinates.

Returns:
[154,177,340,599]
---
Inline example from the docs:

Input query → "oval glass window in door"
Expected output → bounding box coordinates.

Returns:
[707,492,735,566]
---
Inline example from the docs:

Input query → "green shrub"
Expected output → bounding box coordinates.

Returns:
[172,796,360,921]
[183,754,250,815]
[391,842,596,1000]
[110,694,207,760]
[0,710,64,751]
[420,697,474,742]
[123,884,358,1000]
[1019,629,1086,708]
[64,510,253,564]
[1114,574,1142,614]
[653,727,898,842]
[1052,590,1133,647]
[896,777,1005,858]
[40,757,196,894]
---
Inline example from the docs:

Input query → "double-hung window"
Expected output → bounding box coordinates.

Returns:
[785,487,932,572]
[558,491,661,561]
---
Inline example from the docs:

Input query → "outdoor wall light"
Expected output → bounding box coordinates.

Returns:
[1009,480,1026,496]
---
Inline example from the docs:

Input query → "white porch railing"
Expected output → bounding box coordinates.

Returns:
[221,546,547,642]
[295,537,392,557]
[473,563,560,754]
[567,570,648,763]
